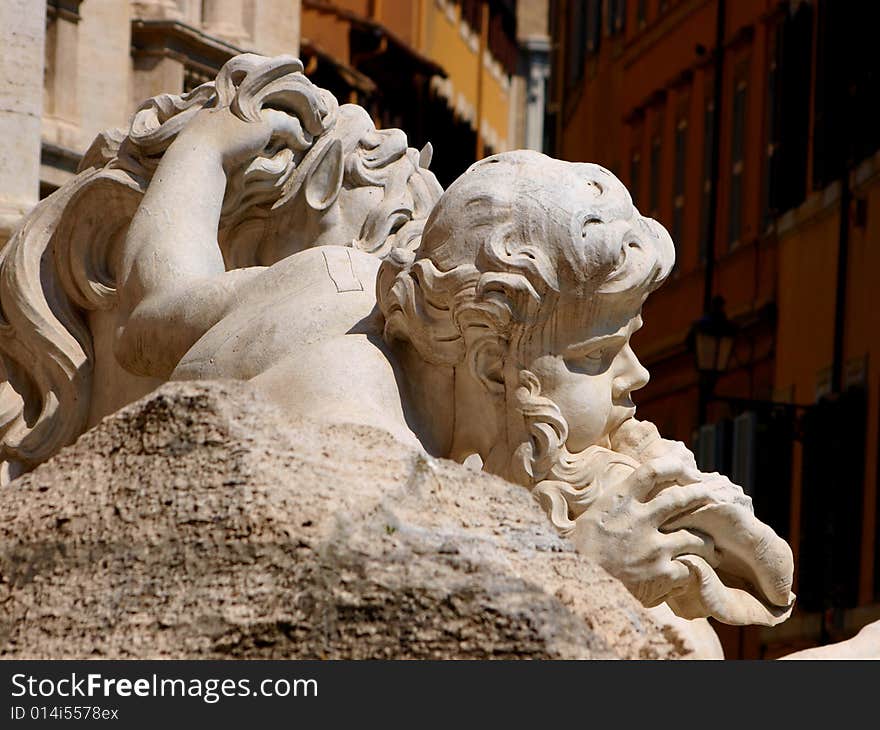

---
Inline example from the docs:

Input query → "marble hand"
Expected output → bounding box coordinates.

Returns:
[572,456,721,607]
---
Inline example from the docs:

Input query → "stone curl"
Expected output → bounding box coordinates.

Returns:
[378,151,675,367]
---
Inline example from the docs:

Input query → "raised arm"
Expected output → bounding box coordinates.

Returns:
[114,107,283,378]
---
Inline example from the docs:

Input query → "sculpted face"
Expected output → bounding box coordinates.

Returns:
[493,180,661,462]
[257,105,441,264]
[317,107,440,256]
[523,312,649,454]
[310,184,386,248]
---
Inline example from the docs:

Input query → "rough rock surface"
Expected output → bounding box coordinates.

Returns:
[0,381,691,659]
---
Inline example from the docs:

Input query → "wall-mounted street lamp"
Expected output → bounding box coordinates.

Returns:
[689,295,737,425]
[689,296,806,424]
[692,295,737,375]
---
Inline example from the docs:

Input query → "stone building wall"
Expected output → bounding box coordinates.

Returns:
[0,0,302,246]
[0,1,47,246]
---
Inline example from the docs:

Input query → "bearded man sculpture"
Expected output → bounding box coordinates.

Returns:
[123,131,794,626]
[2,53,819,652]
[377,154,796,626]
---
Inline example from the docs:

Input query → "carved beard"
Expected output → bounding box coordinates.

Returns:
[505,369,638,536]
[505,370,795,626]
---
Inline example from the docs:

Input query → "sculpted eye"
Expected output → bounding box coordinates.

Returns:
[582,216,604,237]
[564,335,626,374]
[564,349,605,374]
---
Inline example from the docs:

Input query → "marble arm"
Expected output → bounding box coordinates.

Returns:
[114,119,267,379]
[780,619,880,659]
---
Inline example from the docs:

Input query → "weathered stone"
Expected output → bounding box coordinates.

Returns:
[0,381,691,660]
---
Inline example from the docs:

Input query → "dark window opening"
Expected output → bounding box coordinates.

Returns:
[649,136,661,216]
[630,151,641,208]
[566,0,589,86]
[728,80,747,247]
[586,0,602,54]
[672,119,687,261]
[762,26,779,230]
[800,387,867,611]
[699,97,714,262]
[487,0,519,76]
[671,206,684,258]
[674,121,687,197]
[813,2,880,189]
[608,0,626,35]
[766,4,812,220]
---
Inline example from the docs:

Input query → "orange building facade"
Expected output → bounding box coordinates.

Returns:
[550,0,880,657]
[300,0,525,187]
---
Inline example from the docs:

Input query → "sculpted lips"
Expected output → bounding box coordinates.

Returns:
[610,401,636,431]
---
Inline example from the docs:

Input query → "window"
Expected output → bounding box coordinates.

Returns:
[811,1,879,189]
[672,118,687,248]
[566,1,589,86]
[608,0,626,35]
[637,0,647,28]
[766,3,812,220]
[699,94,714,262]
[184,66,212,93]
[458,0,482,32]
[586,0,602,54]
[728,79,747,247]
[762,26,780,230]
[649,136,661,216]
[630,151,641,207]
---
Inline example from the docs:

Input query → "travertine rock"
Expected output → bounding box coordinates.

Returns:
[0,381,691,660]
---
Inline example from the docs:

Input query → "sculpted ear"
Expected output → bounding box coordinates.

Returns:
[305,138,344,211]
[418,142,433,169]
[468,339,507,395]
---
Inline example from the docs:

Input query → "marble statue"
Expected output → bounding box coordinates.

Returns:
[0,54,440,483]
[5,52,878,656]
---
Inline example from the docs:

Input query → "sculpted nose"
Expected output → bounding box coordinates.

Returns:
[612,345,649,399]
